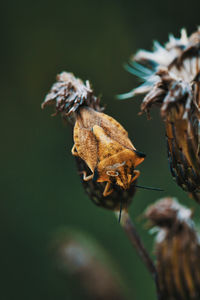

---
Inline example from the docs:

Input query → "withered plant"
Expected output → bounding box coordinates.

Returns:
[42,28,200,300]
[120,28,200,203]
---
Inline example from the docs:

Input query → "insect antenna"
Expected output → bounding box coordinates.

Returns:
[118,200,123,223]
[134,185,164,191]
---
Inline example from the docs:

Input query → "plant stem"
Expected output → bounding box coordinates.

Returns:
[115,209,161,300]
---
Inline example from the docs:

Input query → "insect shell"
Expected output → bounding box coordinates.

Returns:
[72,106,145,197]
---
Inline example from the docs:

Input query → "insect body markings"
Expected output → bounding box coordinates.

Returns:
[72,107,145,197]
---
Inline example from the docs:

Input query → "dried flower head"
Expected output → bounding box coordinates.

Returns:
[42,72,145,212]
[52,229,127,300]
[121,28,200,200]
[42,72,102,122]
[121,28,200,114]
[145,197,200,300]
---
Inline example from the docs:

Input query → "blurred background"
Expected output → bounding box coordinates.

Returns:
[2,0,200,299]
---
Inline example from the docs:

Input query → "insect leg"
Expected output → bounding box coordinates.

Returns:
[118,200,123,223]
[81,171,94,181]
[131,170,140,183]
[71,144,79,156]
[103,182,114,197]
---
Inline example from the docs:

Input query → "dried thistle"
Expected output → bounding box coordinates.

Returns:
[121,28,200,201]
[52,228,128,300]
[145,197,200,300]
[42,72,145,212]
[42,71,102,123]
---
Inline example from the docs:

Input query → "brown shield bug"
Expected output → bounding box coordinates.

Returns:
[72,106,145,197]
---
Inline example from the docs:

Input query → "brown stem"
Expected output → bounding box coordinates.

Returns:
[190,191,200,204]
[115,210,161,300]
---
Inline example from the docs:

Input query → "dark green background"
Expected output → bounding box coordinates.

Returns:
[2,0,200,299]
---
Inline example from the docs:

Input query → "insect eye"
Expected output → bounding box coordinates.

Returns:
[106,170,119,177]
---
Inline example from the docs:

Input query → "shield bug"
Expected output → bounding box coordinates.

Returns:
[72,106,145,197]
